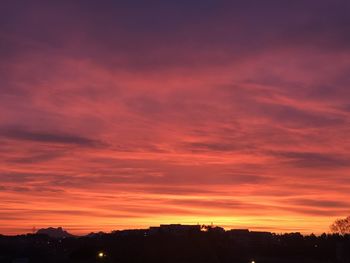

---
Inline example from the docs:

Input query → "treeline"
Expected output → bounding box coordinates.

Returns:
[0,231,350,263]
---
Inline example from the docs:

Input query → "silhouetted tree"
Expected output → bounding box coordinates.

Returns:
[330,216,350,235]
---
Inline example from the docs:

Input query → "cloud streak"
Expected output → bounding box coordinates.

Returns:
[0,127,104,147]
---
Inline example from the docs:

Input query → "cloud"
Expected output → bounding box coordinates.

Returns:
[270,151,350,168]
[185,141,253,153]
[258,103,345,128]
[288,198,350,209]
[286,207,349,217]
[0,127,104,147]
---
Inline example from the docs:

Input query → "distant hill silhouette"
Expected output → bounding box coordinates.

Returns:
[36,227,74,238]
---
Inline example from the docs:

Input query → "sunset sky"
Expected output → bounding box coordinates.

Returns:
[1,1,350,235]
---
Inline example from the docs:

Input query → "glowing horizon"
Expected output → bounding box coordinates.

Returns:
[1,1,350,236]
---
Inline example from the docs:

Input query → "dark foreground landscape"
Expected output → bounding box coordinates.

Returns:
[1,225,350,263]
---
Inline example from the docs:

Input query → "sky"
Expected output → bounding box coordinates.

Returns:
[1,0,350,235]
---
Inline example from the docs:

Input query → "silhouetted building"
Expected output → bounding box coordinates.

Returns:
[208,226,225,234]
[149,224,201,235]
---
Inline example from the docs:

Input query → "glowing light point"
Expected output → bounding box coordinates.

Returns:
[98,252,105,258]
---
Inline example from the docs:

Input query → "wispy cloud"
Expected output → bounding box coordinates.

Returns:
[0,127,104,147]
